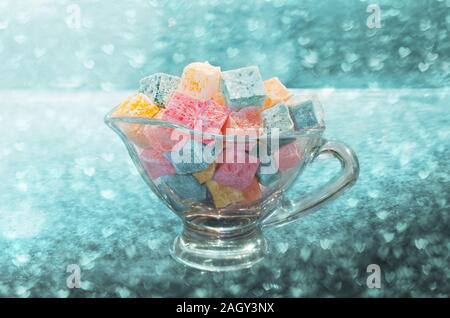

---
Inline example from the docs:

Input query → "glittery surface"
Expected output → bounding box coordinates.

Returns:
[1,89,448,297]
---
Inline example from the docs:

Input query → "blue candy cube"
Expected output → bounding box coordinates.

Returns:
[139,73,180,107]
[261,103,295,135]
[220,66,266,109]
[287,95,325,131]
[160,175,206,201]
[256,163,281,186]
[165,139,216,174]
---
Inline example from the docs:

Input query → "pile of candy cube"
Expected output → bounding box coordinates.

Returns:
[111,62,324,209]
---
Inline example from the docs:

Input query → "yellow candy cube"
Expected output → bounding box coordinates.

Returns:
[193,163,216,184]
[112,94,160,149]
[117,122,154,149]
[179,62,225,105]
[112,93,160,119]
[263,77,292,109]
[206,180,244,209]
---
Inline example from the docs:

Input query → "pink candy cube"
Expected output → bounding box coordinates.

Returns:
[142,125,178,152]
[223,107,262,152]
[142,110,181,152]
[140,148,175,179]
[223,106,262,135]
[213,152,260,190]
[241,177,262,204]
[275,143,302,172]
[162,91,201,129]
[195,99,229,136]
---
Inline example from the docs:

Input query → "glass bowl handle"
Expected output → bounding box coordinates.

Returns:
[261,139,360,229]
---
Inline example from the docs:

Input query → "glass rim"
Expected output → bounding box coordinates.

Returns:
[104,109,325,143]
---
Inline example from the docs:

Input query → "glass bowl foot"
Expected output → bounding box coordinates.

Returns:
[170,225,267,271]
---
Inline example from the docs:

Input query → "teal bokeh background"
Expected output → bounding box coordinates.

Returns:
[1,0,449,90]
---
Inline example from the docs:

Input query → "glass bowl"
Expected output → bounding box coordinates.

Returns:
[105,107,359,271]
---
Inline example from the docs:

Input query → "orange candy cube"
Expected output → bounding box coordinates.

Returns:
[179,62,225,105]
[263,77,292,109]
[112,94,160,149]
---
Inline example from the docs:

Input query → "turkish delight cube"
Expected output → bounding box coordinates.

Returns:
[111,94,160,149]
[206,180,244,208]
[193,163,216,184]
[223,106,262,134]
[256,165,282,186]
[165,139,215,174]
[139,73,180,107]
[160,174,206,201]
[261,103,294,135]
[112,93,160,119]
[220,66,266,109]
[241,178,262,203]
[263,77,292,109]
[286,95,325,131]
[194,99,229,136]
[213,152,259,190]
[140,148,175,179]
[275,142,302,172]
[179,62,225,105]
[162,91,201,129]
